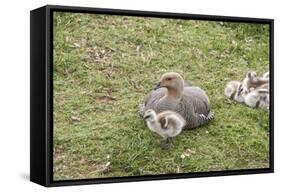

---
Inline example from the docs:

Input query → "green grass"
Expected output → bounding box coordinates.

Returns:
[53,12,270,180]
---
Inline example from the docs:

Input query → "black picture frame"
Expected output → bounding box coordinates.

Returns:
[30,4,274,187]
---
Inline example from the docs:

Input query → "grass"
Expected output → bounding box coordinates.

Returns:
[53,12,270,180]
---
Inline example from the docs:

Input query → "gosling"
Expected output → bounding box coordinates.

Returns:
[242,71,269,92]
[144,109,186,149]
[224,80,245,103]
[244,88,269,109]
[244,82,269,109]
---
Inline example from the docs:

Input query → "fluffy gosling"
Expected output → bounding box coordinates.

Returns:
[242,71,269,92]
[224,81,245,103]
[144,109,186,149]
[244,88,269,109]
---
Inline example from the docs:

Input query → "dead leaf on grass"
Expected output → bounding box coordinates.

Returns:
[95,95,116,104]
[130,80,143,90]
[70,115,81,122]
[86,46,114,64]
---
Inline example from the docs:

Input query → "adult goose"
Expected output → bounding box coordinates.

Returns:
[139,72,213,129]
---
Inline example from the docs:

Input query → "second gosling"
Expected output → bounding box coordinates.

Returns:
[144,109,186,149]
[244,88,269,109]
[224,80,245,103]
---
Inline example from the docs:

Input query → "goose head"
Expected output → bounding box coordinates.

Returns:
[236,83,247,103]
[242,71,258,92]
[143,109,157,122]
[246,71,258,81]
[155,72,184,98]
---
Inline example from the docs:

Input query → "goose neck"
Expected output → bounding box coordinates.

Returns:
[147,120,162,132]
[166,87,182,100]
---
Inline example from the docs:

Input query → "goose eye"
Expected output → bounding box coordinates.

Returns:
[166,78,172,81]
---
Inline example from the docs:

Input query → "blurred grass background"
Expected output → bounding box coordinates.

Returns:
[53,12,270,180]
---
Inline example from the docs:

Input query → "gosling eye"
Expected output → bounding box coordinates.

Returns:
[166,78,172,81]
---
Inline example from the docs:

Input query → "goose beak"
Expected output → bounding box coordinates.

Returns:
[154,82,162,90]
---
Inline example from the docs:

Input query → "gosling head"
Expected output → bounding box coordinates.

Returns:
[155,72,184,92]
[246,71,257,81]
[143,109,157,122]
[237,83,248,97]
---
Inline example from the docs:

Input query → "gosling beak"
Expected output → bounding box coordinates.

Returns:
[144,115,150,120]
[154,82,162,90]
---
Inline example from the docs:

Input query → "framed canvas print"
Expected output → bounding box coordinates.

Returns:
[30,5,274,187]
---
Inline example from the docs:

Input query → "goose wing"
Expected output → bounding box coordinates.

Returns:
[139,88,166,117]
[182,87,211,116]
